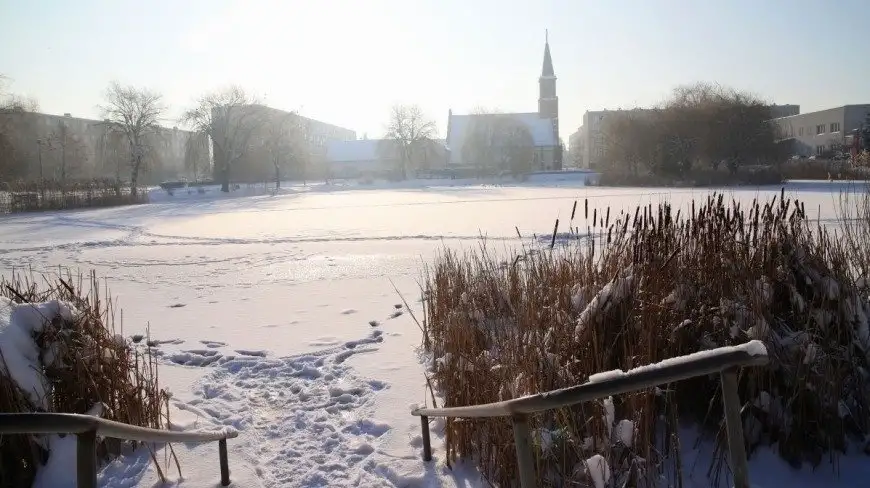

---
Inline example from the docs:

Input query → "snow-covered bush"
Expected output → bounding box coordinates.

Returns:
[0,271,170,487]
[423,188,870,487]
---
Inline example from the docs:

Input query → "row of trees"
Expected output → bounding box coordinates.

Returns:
[3,78,547,195]
[1,76,316,195]
[599,83,784,178]
[0,78,202,194]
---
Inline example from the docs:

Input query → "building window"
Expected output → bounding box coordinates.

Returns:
[830,122,840,132]
[816,145,825,156]
[816,124,825,135]
[798,127,804,136]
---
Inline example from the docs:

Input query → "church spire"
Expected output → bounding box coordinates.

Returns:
[541,30,555,78]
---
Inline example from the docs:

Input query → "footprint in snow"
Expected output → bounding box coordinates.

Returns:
[235,349,267,357]
[341,309,357,315]
[368,320,380,327]
[169,303,186,308]
[389,310,403,319]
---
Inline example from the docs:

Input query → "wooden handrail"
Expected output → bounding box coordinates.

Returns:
[0,412,237,487]
[412,340,768,488]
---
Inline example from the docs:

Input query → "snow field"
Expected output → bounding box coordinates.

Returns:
[1,180,868,487]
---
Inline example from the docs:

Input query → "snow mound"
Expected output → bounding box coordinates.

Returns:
[0,298,77,408]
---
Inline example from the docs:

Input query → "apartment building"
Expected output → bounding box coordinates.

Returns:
[773,105,870,157]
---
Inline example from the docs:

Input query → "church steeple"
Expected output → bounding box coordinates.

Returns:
[541,30,555,78]
[538,30,561,169]
[538,31,557,111]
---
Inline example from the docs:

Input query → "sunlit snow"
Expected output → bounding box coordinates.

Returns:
[2,180,869,487]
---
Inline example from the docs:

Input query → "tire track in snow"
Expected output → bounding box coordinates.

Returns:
[170,329,421,487]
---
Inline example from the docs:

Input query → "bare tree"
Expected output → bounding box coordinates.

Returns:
[0,76,40,180]
[45,120,88,186]
[600,111,656,176]
[180,86,264,192]
[184,133,209,182]
[263,112,308,189]
[99,81,165,196]
[383,104,437,179]
[462,113,535,177]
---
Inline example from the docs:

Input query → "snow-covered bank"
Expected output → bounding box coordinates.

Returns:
[145,174,600,204]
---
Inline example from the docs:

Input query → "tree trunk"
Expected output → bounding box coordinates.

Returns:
[130,156,140,197]
[274,160,281,189]
[221,163,230,192]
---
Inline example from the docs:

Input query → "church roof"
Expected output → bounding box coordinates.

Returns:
[446,112,557,165]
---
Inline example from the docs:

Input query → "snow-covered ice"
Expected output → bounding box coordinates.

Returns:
[2,180,869,487]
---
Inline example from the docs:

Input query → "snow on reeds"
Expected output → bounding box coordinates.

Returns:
[0,270,172,487]
[423,188,870,487]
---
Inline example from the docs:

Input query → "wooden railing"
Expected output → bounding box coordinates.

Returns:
[0,413,238,487]
[412,341,768,488]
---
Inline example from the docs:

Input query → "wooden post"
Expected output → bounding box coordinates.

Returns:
[721,368,750,488]
[420,415,432,461]
[512,414,537,488]
[219,438,231,486]
[76,430,97,488]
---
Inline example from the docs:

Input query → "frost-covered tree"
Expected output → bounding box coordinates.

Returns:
[181,86,265,192]
[383,104,437,179]
[99,82,165,196]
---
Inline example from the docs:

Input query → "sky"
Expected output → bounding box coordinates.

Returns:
[0,0,867,144]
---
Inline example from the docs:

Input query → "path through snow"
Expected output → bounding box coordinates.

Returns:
[120,328,463,488]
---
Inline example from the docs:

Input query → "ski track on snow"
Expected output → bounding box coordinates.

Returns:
[157,329,430,487]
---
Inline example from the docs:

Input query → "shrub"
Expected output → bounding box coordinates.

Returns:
[0,270,171,487]
[422,188,870,486]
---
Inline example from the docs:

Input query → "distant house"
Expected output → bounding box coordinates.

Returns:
[445,35,562,172]
[325,139,394,179]
[325,138,449,179]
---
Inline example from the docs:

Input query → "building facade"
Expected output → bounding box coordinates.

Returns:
[772,105,870,157]
[0,110,207,183]
[445,34,562,172]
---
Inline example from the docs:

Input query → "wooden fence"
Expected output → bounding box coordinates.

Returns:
[0,180,147,214]
[413,341,768,488]
[0,413,237,487]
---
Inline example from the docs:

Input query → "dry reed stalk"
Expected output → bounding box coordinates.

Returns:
[0,269,173,488]
[423,189,870,487]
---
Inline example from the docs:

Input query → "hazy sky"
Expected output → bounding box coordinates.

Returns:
[1,0,867,142]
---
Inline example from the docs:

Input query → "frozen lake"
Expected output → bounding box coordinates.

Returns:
[3,180,868,487]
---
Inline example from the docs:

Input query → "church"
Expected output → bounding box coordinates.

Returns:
[445,34,562,172]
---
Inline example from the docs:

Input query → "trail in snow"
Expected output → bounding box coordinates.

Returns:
[136,329,456,487]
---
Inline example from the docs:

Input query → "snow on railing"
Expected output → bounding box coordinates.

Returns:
[0,413,238,488]
[412,340,769,488]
